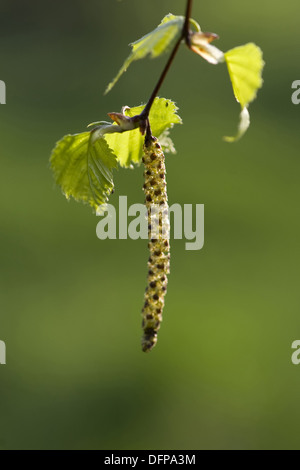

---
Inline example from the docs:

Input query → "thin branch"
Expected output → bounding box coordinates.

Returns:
[139,36,182,121]
[183,0,193,46]
[139,0,193,127]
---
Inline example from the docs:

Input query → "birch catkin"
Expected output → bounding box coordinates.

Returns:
[141,137,170,352]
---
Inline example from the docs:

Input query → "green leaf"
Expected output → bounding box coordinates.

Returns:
[105,14,185,94]
[50,132,118,212]
[104,97,182,167]
[224,43,264,142]
[225,43,264,108]
[158,129,177,154]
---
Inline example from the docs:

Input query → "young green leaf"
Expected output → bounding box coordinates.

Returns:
[225,43,264,108]
[104,97,182,167]
[224,43,264,142]
[158,129,177,154]
[105,14,185,94]
[50,132,118,212]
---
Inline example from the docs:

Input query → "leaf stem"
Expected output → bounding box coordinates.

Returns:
[139,0,193,126]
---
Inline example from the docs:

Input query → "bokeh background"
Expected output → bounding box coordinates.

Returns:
[1,0,300,450]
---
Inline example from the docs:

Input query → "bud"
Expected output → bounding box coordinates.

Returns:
[190,31,224,64]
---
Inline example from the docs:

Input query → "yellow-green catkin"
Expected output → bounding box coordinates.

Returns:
[141,137,170,352]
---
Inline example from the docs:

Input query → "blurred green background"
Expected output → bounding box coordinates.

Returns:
[1,0,300,450]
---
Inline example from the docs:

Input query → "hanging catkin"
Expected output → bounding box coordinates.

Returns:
[141,137,170,352]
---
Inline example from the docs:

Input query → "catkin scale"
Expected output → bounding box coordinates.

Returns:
[141,137,170,352]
